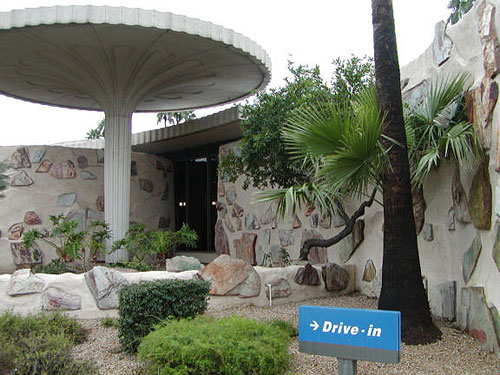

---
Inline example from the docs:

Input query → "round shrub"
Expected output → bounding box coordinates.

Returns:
[138,315,294,375]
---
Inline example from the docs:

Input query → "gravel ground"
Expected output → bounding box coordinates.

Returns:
[72,294,500,375]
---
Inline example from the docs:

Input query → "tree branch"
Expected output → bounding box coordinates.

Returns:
[299,187,378,260]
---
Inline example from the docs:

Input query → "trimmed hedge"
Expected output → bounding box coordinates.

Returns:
[118,278,210,353]
[138,315,294,375]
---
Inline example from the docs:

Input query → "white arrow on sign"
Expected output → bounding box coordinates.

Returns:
[310,320,319,331]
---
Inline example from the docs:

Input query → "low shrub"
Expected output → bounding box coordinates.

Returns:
[100,316,120,329]
[118,278,210,353]
[0,311,97,375]
[138,316,294,375]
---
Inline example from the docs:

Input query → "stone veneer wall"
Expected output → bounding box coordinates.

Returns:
[0,145,174,273]
[215,0,500,354]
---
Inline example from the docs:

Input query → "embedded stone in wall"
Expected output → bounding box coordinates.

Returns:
[232,203,244,217]
[412,186,426,235]
[322,263,350,291]
[319,214,331,229]
[96,149,104,163]
[7,269,45,296]
[305,204,315,217]
[36,159,52,173]
[131,161,137,176]
[469,159,492,230]
[265,277,292,299]
[403,80,429,106]
[156,160,166,177]
[263,229,271,245]
[196,255,248,296]
[218,183,225,197]
[10,147,31,168]
[292,214,302,229]
[225,217,235,232]
[463,234,482,283]
[447,207,456,231]
[271,216,278,229]
[166,256,203,272]
[332,207,346,228]
[214,219,230,255]
[226,186,237,205]
[235,217,242,231]
[216,202,227,218]
[24,211,41,225]
[158,217,170,229]
[279,229,294,247]
[338,220,365,263]
[261,204,274,225]
[432,21,453,66]
[310,213,319,228]
[84,266,128,309]
[77,155,88,169]
[50,161,76,179]
[161,183,169,200]
[362,259,376,282]
[294,263,321,286]
[423,223,434,241]
[492,224,500,272]
[478,2,500,78]
[301,229,327,264]
[57,192,76,207]
[452,167,471,223]
[8,222,24,240]
[87,209,102,221]
[67,209,86,232]
[233,232,257,265]
[437,281,456,321]
[96,196,105,212]
[139,179,153,193]
[31,147,46,164]
[81,170,97,180]
[42,287,81,310]
[11,170,34,186]
[245,213,260,230]
[10,242,42,266]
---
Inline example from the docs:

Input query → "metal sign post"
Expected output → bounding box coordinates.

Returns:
[298,306,401,375]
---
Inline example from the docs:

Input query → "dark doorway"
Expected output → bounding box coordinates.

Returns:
[173,151,218,252]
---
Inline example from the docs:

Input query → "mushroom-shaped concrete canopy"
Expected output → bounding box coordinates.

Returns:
[0,6,271,261]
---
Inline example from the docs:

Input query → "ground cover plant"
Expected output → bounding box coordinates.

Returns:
[0,311,97,375]
[118,278,210,353]
[138,315,295,375]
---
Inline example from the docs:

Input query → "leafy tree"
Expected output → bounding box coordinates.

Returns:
[447,0,476,25]
[156,111,196,127]
[219,57,374,189]
[85,119,105,139]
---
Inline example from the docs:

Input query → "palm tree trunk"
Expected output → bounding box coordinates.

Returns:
[371,0,441,344]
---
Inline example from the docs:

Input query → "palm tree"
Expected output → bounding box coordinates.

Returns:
[156,111,196,127]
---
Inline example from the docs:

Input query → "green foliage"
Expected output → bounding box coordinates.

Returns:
[107,261,155,272]
[0,311,96,375]
[157,111,196,127]
[138,315,293,375]
[448,0,476,25]
[100,317,120,329]
[219,57,374,189]
[86,118,105,139]
[112,223,198,264]
[88,220,111,263]
[0,161,10,191]
[118,278,210,353]
[32,258,70,274]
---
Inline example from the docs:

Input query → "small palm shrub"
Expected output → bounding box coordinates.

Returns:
[118,279,210,353]
[138,316,295,375]
[0,311,97,375]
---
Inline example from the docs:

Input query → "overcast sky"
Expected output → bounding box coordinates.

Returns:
[0,0,451,146]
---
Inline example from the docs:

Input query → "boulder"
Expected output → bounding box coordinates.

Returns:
[196,255,249,296]
[11,170,34,186]
[233,232,257,265]
[11,147,31,168]
[228,263,261,298]
[10,242,43,266]
[463,234,482,283]
[322,263,350,291]
[214,219,230,255]
[432,21,453,66]
[42,287,81,310]
[84,266,128,309]
[469,159,492,230]
[301,229,327,264]
[166,256,203,272]
[265,277,292,299]
[294,263,321,286]
[452,167,471,223]
[50,161,76,179]
[7,269,45,296]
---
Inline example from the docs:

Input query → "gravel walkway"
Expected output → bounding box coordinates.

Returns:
[72,294,500,375]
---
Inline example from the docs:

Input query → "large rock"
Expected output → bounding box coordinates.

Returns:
[260,204,275,225]
[11,147,31,168]
[463,234,482,283]
[36,159,52,173]
[11,170,34,186]
[432,21,453,66]
[10,242,42,266]
[57,192,77,207]
[265,277,292,299]
[232,203,244,217]
[244,213,260,230]
[404,80,429,106]
[431,281,456,321]
[42,287,81,310]
[338,220,365,263]
[84,266,128,309]
[50,161,77,179]
[7,269,45,296]
[24,211,41,225]
[322,263,350,291]
[478,1,500,79]
[233,232,257,265]
[31,147,46,163]
[294,263,321,286]
[196,255,249,295]
[81,170,97,180]
[301,229,327,264]
[362,259,376,282]
[226,186,237,205]
[166,256,203,272]
[279,229,294,247]
[469,159,492,230]
[8,222,24,240]
[214,219,230,255]
[452,167,471,223]
[66,209,86,232]
[227,263,262,298]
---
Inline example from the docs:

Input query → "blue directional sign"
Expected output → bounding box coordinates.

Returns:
[299,306,401,364]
